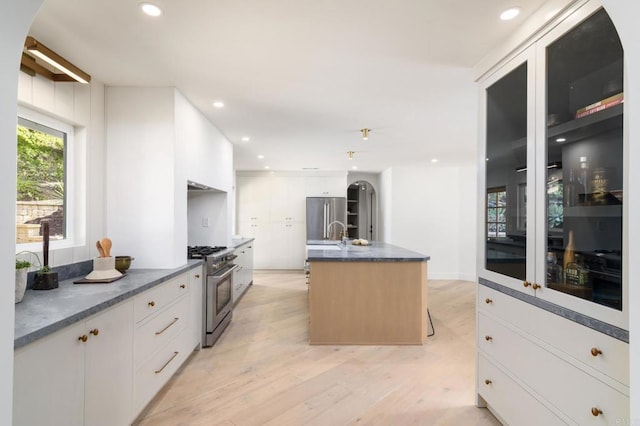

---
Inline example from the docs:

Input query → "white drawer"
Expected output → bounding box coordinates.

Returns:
[478,285,629,386]
[134,273,190,323]
[134,328,193,414]
[135,295,189,365]
[478,354,566,426]
[479,313,629,423]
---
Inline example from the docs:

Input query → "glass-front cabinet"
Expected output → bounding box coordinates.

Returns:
[480,2,626,329]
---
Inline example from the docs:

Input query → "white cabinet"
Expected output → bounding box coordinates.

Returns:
[14,267,202,426]
[14,301,134,426]
[304,175,346,197]
[133,272,195,414]
[477,1,629,423]
[233,241,254,304]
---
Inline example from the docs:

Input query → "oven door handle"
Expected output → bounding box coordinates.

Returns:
[212,264,239,281]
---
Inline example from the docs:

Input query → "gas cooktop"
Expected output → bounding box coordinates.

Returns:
[187,246,227,259]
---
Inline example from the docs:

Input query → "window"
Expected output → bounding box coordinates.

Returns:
[16,110,74,245]
[487,187,506,238]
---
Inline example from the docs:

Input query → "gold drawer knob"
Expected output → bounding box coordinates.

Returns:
[532,283,541,290]
[523,281,531,288]
[78,335,88,343]
[485,379,492,385]
[485,335,493,342]
[148,301,156,307]
[485,298,493,304]
[89,329,99,336]
[591,407,603,417]
[180,284,186,289]
[591,347,603,357]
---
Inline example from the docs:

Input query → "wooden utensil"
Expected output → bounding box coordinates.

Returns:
[96,240,105,257]
[100,238,112,257]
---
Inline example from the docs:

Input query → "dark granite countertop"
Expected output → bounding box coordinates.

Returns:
[306,241,429,262]
[14,260,204,349]
[231,237,255,249]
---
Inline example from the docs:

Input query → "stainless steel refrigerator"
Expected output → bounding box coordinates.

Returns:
[306,197,347,240]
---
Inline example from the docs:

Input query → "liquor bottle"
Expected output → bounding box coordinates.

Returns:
[563,230,575,281]
[563,169,584,207]
[565,254,590,287]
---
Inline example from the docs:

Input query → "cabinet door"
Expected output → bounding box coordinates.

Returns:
[535,4,625,328]
[480,48,536,293]
[305,176,346,197]
[270,177,305,222]
[189,265,204,349]
[236,176,271,223]
[84,301,134,426]
[13,322,85,426]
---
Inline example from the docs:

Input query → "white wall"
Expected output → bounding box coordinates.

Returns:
[106,87,180,268]
[1,2,45,422]
[106,88,235,266]
[187,191,229,246]
[384,165,476,280]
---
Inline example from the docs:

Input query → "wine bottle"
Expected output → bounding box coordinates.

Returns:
[564,169,584,207]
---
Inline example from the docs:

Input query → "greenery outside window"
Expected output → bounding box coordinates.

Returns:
[16,109,74,245]
[487,187,506,238]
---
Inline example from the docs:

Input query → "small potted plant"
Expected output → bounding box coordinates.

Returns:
[15,258,31,303]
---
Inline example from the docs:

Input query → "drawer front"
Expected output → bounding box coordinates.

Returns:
[478,354,567,426]
[479,285,628,386]
[134,273,190,323]
[479,313,629,423]
[134,328,193,414]
[135,295,189,365]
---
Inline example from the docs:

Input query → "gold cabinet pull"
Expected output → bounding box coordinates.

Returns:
[195,274,200,279]
[78,335,88,343]
[591,407,603,417]
[155,318,179,335]
[591,347,603,357]
[155,351,179,374]
[532,283,541,290]
[523,281,531,288]
[485,298,493,304]
[485,379,492,385]
[485,335,493,342]
[180,284,186,289]
[148,301,155,307]
[89,329,99,336]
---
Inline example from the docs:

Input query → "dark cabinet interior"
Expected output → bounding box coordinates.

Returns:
[545,8,623,310]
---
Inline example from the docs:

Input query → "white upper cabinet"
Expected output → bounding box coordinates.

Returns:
[478,1,626,329]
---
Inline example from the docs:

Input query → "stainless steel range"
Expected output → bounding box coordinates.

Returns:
[188,246,238,347]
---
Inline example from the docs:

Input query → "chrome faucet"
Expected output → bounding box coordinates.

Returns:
[327,220,347,243]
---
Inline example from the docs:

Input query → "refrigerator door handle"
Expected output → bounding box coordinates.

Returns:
[323,203,327,238]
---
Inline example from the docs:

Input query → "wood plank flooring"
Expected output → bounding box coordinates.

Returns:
[134,271,501,425]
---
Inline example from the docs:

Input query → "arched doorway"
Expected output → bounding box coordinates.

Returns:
[347,180,377,240]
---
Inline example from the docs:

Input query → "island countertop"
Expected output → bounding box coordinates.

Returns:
[306,240,430,262]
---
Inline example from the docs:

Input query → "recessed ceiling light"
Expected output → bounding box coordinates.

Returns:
[556,137,566,143]
[139,2,162,17]
[431,158,439,163]
[500,7,521,21]
[212,101,224,108]
[241,136,250,142]
[351,166,358,170]
[264,165,270,169]
[257,155,264,159]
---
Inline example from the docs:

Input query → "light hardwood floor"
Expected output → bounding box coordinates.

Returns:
[134,271,501,425]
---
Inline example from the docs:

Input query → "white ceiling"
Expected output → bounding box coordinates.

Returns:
[28,0,549,172]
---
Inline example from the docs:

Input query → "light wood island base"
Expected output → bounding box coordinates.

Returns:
[309,261,427,345]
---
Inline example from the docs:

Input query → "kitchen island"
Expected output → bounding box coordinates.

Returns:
[306,241,430,345]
